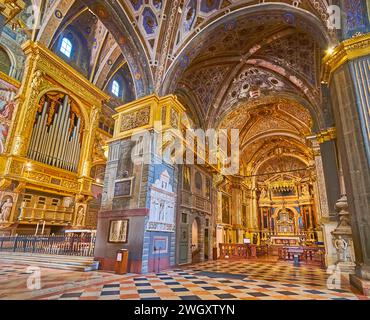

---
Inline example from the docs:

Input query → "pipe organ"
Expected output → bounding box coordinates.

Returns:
[28,93,83,172]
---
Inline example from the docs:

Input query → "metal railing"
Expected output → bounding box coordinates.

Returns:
[0,234,96,257]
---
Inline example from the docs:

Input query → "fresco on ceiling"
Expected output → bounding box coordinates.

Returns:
[200,0,221,13]
[343,0,370,38]
[183,0,197,33]
[153,0,163,10]
[142,8,158,35]
[223,66,295,111]
[130,0,143,11]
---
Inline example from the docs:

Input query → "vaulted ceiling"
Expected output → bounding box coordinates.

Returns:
[33,0,335,105]
[23,0,336,174]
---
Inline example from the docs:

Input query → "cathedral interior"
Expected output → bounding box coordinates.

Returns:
[0,0,370,301]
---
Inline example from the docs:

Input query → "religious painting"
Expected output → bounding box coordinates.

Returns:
[114,178,133,198]
[222,194,230,224]
[108,220,129,243]
[0,95,14,155]
[0,122,9,154]
[183,166,191,191]
[195,171,202,192]
[242,205,247,227]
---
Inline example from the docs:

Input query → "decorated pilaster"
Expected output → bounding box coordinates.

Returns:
[231,178,243,244]
[308,134,339,266]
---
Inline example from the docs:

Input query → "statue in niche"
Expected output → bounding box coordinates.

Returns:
[301,184,310,197]
[334,236,348,262]
[260,188,268,199]
[76,206,85,226]
[0,197,13,222]
[298,214,304,229]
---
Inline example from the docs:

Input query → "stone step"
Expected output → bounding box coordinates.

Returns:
[0,252,99,272]
[0,252,95,261]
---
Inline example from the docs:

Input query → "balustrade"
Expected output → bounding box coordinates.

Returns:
[18,206,73,225]
[219,243,267,259]
[278,246,325,267]
[0,234,96,257]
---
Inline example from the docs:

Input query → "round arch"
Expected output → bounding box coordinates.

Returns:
[0,45,16,77]
[252,153,310,177]
[36,0,153,98]
[37,88,90,127]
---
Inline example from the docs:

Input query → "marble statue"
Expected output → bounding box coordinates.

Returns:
[334,236,348,262]
[0,198,13,222]
[260,188,267,199]
[76,206,85,226]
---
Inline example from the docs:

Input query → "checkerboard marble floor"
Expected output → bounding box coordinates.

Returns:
[0,260,369,300]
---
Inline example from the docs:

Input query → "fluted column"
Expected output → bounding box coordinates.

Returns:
[231,179,243,244]
[323,33,370,294]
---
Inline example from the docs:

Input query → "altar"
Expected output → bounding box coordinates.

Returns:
[270,236,301,246]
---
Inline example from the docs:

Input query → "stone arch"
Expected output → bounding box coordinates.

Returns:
[0,45,16,77]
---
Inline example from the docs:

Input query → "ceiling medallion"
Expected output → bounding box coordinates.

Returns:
[54,10,63,20]
[96,6,108,19]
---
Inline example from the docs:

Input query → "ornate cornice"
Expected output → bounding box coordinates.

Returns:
[21,41,110,105]
[322,33,370,84]
[0,71,21,89]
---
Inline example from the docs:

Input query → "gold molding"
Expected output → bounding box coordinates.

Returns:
[316,127,337,144]
[21,41,110,105]
[0,71,21,89]
[322,33,370,84]
[111,94,185,142]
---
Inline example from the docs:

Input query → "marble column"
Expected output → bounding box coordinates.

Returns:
[323,34,370,294]
[231,179,243,244]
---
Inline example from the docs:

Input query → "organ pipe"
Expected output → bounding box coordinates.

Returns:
[27,94,83,172]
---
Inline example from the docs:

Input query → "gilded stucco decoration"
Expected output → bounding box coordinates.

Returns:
[120,106,151,132]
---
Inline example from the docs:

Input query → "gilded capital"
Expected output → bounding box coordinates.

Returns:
[322,33,370,84]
